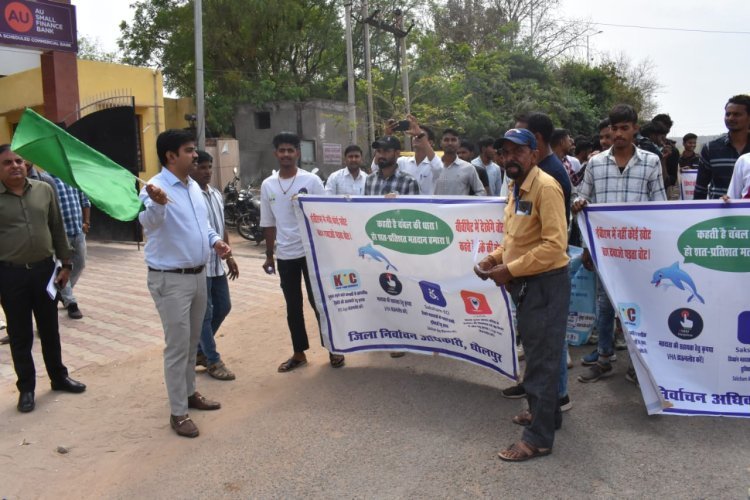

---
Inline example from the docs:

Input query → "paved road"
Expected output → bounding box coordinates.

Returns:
[1,237,749,498]
[0,237,275,385]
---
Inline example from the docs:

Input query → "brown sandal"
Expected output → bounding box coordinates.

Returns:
[511,409,562,430]
[512,409,532,426]
[329,353,345,368]
[498,441,551,462]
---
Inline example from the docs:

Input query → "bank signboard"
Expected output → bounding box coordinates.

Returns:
[0,0,77,52]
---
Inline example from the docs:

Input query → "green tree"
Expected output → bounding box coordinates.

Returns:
[119,0,346,135]
[117,0,657,143]
[77,35,120,63]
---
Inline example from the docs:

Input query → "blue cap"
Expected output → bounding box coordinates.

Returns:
[499,128,537,150]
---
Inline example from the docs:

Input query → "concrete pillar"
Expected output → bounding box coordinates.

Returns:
[40,0,79,126]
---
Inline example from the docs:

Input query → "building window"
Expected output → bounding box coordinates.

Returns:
[255,111,271,129]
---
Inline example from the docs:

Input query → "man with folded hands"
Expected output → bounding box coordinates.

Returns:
[475,128,570,462]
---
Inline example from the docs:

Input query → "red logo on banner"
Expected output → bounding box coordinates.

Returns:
[5,2,33,33]
[460,290,492,315]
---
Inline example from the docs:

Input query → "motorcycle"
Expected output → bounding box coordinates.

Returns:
[236,189,264,244]
[223,168,264,243]
[223,168,241,228]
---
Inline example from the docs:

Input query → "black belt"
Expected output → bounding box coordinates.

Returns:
[148,265,205,275]
[0,257,53,269]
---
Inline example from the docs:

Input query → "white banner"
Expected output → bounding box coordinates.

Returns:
[680,169,698,200]
[579,200,750,416]
[295,195,518,380]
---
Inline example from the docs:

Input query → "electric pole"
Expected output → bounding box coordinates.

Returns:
[363,0,375,150]
[194,0,205,149]
[344,1,357,145]
[364,7,414,149]
[395,9,411,150]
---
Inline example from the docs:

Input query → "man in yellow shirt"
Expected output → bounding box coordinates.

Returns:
[475,128,570,462]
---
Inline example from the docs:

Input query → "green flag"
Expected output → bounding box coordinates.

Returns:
[11,108,144,221]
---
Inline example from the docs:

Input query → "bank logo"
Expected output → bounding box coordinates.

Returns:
[5,2,33,33]
[618,303,641,329]
[738,311,750,345]
[460,290,492,315]
[419,281,447,307]
[331,270,360,290]
[379,272,403,296]
[667,308,704,340]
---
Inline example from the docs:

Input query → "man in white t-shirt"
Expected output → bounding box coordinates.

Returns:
[260,132,346,372]
[325,144,366,195]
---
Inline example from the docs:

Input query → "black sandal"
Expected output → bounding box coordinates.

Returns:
[278,357,307,372]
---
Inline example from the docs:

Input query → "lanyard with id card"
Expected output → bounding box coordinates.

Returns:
[513,184,533,215]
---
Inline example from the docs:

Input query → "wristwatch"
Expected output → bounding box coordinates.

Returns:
[61,263,73,270]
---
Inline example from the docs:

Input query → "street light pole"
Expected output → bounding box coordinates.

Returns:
[586,30,604,66]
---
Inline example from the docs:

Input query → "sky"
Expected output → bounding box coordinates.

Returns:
[71,0,750,137]
[560,0,750,137]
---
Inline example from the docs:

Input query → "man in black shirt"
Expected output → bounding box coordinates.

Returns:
[679,133,701,170]
[695,94,750,199]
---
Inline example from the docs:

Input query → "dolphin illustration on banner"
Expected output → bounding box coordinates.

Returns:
[650,262,705,304]
[357,243,398,271]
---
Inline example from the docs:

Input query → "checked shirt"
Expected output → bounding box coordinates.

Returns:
[364,167,420,195]
[576,146,666,204]
[52,176,91,237]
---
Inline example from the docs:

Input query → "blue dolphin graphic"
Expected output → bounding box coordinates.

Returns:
[650,262,705,304]
[358,243,398,271]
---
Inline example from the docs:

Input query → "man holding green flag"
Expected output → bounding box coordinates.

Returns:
[140,129,232,438]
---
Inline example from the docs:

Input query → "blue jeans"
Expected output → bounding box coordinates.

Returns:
[596,278,615,358]
[199,274,232,365]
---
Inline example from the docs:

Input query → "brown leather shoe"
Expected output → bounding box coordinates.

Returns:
[188,391,221,411]
[170,414,199,438]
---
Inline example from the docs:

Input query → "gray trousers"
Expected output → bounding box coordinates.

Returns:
[60,233,86,307]
[147,269,207,415]
[508,266,570,449]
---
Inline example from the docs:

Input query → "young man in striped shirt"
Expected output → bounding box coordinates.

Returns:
[695,94,750,199]
[190,150,238,381]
